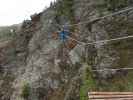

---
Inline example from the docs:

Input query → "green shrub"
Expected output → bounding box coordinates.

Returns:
[21,82,31,99]
[80,65,96,100]
[55,0,75,24]
[105,0,129,11]
[0,26,17,40]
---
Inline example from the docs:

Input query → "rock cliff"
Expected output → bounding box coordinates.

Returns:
[0,0,133,100]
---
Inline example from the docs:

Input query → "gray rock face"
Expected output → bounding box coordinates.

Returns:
[0,0,133,100]
[74,0,133,79]
[10,6,81,100]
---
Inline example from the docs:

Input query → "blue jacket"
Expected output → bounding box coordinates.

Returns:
[60,30,69,41]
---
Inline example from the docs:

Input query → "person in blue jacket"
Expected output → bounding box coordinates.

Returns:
[60,30,69,41]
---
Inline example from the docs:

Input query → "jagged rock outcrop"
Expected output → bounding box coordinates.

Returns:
[0,0,133,100]
[11,5,81,100]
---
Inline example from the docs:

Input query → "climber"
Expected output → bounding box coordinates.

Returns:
[59,30,69,41]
